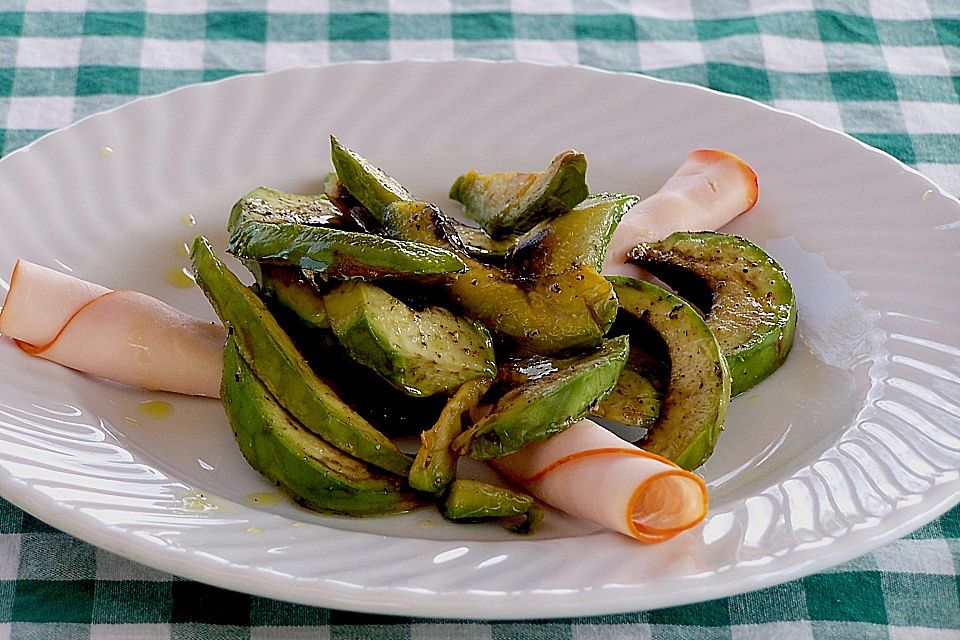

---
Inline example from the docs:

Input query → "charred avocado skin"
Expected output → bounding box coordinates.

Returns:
[609,277,731,470]
[221,338,421,516]
[630,231,796,396]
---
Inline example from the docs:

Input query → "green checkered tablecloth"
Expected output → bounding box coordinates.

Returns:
[0,1,957,638]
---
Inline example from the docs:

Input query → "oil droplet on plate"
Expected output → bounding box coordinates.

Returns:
[243,491,283,507]
[291,521,307,528]
[175,241,191,258]
[180,214,196,226]
[181,491,220,512]
[98,146,114,157]
[123,416,140,426]
[165,267,195,289]
[922,189,934,202]
[139,399,173,418]
[418,519,435,529]
[246,526,263,535]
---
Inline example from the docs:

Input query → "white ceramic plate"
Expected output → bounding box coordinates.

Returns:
[0,61,958,619]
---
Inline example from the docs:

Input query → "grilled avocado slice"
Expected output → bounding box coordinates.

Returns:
[191,236,412,476]
[221,338,422,516]
[630,231,796,396]
[329,140,617,354]
[441,479,543,533]
[329,136,412,222]
[450,220,517,263]
[383,200,618,355]
[228,186,465,280]
[609,277,731,470]
[456,335,629,460]
[449,150,589,237]
[256,265,329,330]
[592,367,662,430]
[323,280,496,397]
[409,378,493,493]
[507,192,640,275]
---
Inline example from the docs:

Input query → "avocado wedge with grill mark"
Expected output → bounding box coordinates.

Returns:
[409,378,492,493]
[441,479,543,534]
[592,367,662,430]
[508,193,640,275]
[330,136,412,222]
[328,142,617,354]
[383,200,618,355]
[455,335,629,460]
[449,150,589,237]
[256,265,329,330]
[221,338,422,516]
[323,280,496,397]
[592,324,668,431]
[451,220,517,263]
[228,186,465,280]
[190,236,412,476]
[629,231,796,396]
[609,276,731,470]
[448,260,618,355]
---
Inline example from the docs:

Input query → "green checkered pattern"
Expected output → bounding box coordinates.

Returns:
[0,1,958,637]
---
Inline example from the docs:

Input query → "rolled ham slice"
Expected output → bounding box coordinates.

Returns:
[0,260,225,397]
[492,419,707,542]
[603,149,759,278]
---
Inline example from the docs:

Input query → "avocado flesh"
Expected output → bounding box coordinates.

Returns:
[323,280,496,397]
[190,236,412,476]
[383,200,618,355]
[257,265,329,330]
[449,150,589,237]
[221,338,421,516]
[630,231,797,396]
[409,378,492,493]
[508,193,640,275]
[456,335,629,460]
[228,186,465,280]
[609,277,731,470]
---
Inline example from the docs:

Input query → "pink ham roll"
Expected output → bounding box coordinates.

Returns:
[0,260,226,397]
[492,419,708,543]
[603,149,759,278]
